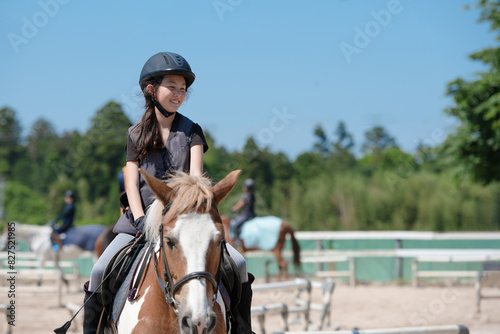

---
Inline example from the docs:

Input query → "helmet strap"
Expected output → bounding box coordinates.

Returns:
[151,93,175,118]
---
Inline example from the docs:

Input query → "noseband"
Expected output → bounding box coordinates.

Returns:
[151,200,222,314]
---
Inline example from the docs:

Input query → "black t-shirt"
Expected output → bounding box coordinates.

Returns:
[126,122,208,162]
[240,192,255,219]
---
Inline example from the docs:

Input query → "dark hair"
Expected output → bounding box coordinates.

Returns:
[134,77,163,160]
[134,75,191,160]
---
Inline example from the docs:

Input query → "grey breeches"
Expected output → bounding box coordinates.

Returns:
[89,233,135,292]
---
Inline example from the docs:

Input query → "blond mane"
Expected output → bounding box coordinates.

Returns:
[144,172,214,242]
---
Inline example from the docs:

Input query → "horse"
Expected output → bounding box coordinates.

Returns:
[110,169,241,334]
[0,223,109,285]
[221,215,301,281]
[95,223,117,258]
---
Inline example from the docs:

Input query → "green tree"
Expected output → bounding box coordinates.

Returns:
[313,125,330,155]
[292,152,324,183]
[0,107,22,176]
[26,118,59,192]
[443,0,500,183]
[333,121,354,151]
[329,121,357,170]
[5,181,48,224]
[361,126,397,156]
[203,131,234,181]
[75,101,131,214]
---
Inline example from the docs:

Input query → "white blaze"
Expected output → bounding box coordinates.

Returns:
[173,213,218,328]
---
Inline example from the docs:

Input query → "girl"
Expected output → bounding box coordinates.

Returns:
[231,178,256,241]
[83,52,252,333]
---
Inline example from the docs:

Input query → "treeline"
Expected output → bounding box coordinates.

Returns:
[1,101,499,232]
[1,102,130,226]
[2,0,500,232]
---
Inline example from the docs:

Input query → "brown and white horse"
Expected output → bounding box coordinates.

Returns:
[221,216,301,281]
[112,169,241,334]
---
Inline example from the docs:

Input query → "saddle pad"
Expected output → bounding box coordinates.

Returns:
[111,243,149,322]
[62,225,106,251]
[240,216,281,251]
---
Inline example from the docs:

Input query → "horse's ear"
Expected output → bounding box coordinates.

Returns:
[212,170,242,205]
[138,169,172,205]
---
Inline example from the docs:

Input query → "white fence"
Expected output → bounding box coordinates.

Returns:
[255,231,500,283]
[252,278,336,334]
[271,324,469,334]
[0,251,81,306]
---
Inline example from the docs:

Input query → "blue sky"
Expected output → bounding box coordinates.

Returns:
[0,0,496,159]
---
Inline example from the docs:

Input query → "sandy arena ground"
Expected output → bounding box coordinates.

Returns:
[1,278,499,334]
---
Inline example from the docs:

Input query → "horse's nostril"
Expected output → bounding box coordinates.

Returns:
[181,315,193,331]
[207,313,216,332]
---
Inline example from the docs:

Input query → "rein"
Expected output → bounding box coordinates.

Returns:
[151,200,222,314]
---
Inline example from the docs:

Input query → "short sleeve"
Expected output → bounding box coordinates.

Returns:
[241,192,251,203]
[125,132,138,162]
[190,123,209,153]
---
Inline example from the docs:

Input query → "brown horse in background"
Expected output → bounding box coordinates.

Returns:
[94,223,116,258]
[222,215,301,281]
[95,165,127,257]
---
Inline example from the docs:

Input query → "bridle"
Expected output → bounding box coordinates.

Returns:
[150,200,222,314]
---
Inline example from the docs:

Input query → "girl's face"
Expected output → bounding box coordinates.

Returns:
[150,74,187,114]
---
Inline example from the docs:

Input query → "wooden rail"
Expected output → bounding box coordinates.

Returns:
[265,256,355,286]
[475,268,500,314]
[252,278,335,334]
[0,254,81,307]
[264,249,500,285]
[271,324,469,334]
[411,254,500,287]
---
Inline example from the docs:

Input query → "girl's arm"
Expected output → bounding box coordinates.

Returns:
[232,199,245,213]
[189,144,204,177]
[126,160,145,220]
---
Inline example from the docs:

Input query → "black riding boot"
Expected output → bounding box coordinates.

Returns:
[238,273,255,334]
[83,281,104,334]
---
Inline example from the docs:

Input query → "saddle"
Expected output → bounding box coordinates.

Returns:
[100,238,148,328]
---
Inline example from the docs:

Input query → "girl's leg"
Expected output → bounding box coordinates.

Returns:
[89,233,135,292]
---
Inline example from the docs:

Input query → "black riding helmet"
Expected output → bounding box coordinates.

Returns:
[139,52,196,90]
[65,190,76,199]
[243,179,254,188]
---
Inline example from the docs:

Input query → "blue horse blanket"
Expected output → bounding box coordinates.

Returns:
[239,216,282,251]
[62,225,106,251]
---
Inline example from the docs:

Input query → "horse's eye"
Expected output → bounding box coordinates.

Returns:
[165,237,175,249]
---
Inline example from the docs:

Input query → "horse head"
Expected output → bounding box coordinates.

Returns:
[138,169,241,334]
